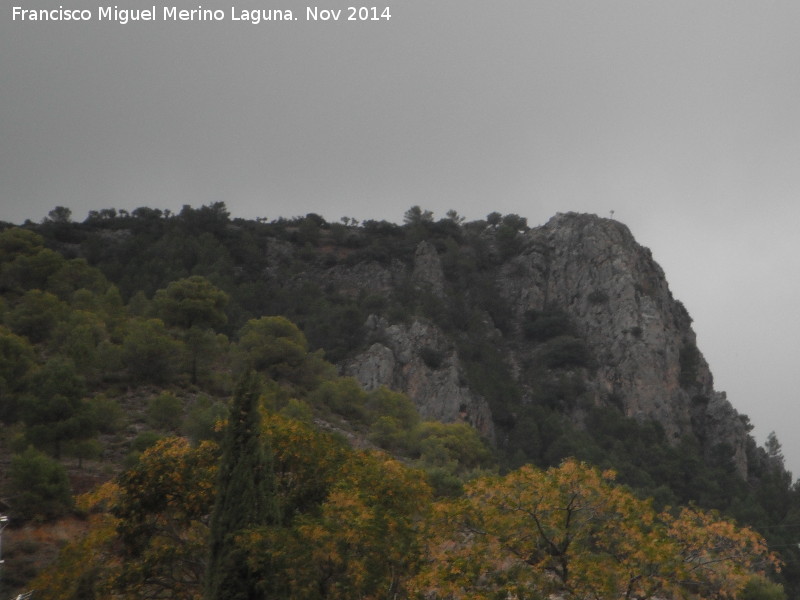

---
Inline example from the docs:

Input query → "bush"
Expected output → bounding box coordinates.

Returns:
[523,309,575,342]
[125,431,164,468]
[4,290,68,343]
[87,395,125,433]
[419,346,445,369]
[365,387,420,431]
[679,341,700,389]
[742,577,786,600]
[308,377,367,422]
[8,447,73,521]
[539,336,594,369]
[66,438,104,468]
[424,466,465,498]
[182,395,228,443]
[131,431,163,453]
[147,392,183,431]
[368,416,415,454]
[122,318,182,384]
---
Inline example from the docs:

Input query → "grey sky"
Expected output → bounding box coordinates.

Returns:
[2,1,800,471]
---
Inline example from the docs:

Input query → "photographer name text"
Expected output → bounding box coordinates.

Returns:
[11,5,392,24]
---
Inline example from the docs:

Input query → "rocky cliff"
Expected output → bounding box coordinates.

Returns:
[328,212,750,476]
[503,213,748,474]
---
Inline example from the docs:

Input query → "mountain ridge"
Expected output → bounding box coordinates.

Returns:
[16,206,755,478]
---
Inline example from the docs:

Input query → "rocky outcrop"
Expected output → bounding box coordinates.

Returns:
[325,259,406,298]
[344,315,495,441]
[497,213,748,475]
[323,213,749,476]
[412,240,446,297]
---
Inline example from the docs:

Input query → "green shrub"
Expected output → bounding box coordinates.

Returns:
[87,394,125,433]
[308,377,367,422]
[125,431,164,468]
[523,309,575,342]
[279,398,314,423]
[66,438,104,468]
[741,577,786,600]
[365,387,420,431]
[419,346,445,369]
[130,431,163,453]
[122,318,182,384]
[8,447,73,521]
[539,336,594,369]
[424,466,464,498]
[368,416,415,454]
[416,421,493,471]
[146,392,183,431]
[679,341,700,388]
[182,395,228,443]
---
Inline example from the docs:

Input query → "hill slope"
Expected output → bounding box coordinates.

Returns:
[4,204,797,594]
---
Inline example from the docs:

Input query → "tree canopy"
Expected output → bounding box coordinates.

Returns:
[413,459,779,600]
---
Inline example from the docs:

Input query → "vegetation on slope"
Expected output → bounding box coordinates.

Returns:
[0,205,797,598]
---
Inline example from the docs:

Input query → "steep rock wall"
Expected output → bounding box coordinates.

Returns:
[307,212,748,475]
[343,315,495,441]
[498,213,748,474]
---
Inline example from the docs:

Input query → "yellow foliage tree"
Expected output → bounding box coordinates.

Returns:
[242,450,432,599]
[31,438,218,600]
[412,459,779,600]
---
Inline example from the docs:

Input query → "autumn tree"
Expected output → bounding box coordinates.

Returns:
[205,371,279,600]
[294,451,431,599]
[31,392,349,600]
[31,437,219,600]
[242,450,432,599]
[111,437,218,599]
[413,459,779,600]
[264,411,349,520]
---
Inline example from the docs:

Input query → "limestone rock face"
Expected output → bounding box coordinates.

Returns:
[326,259,405,297]
[498,213,748,475]
[344,315,495,441]
[315,212,748,476]
[412,240,446,297]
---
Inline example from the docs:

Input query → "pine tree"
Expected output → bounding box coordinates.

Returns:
[205,371,279,600]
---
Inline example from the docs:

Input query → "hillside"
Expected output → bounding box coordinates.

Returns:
[0,204,797,598]
[23,205,762,475]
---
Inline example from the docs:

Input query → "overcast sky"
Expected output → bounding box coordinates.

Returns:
[2,1,800,472]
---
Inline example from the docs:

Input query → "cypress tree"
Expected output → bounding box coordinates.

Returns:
[205,371,278,600]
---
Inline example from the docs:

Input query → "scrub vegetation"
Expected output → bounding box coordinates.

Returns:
[0,204,796,599]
